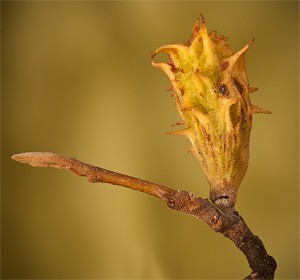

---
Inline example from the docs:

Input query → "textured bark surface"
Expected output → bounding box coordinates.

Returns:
[12,152,277,279]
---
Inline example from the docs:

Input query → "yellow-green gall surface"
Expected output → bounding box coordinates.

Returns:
[152,16,270,207]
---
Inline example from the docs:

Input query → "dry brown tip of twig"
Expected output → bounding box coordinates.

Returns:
[11,152,72,169]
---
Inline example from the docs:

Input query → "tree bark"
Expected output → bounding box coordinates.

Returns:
[12,152,277,279]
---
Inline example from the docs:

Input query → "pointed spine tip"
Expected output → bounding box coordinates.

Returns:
[251,105,271,114]
[166,129,188,137]
[249,38,255,46]
[200,13,205,24]
[150,51,155,60]
[165,86,174,92]
[249,87,258,93]
[171,121,185,127]
[193,18,200,31]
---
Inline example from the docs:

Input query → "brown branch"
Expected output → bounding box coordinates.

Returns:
[11,152,173,200]
[12,152,277,279]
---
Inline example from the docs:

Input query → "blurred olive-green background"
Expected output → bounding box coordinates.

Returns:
[2,1,299,279]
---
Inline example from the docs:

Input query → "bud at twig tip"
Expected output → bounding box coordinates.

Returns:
[152,15,270,208]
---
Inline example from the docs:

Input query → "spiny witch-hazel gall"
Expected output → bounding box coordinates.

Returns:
[151,15,270,208]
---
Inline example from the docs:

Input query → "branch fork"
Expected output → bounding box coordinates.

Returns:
[12,152,276,279]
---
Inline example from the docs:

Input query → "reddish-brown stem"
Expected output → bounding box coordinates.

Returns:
[12,152,277,279]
